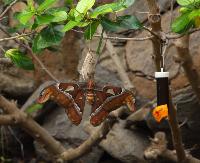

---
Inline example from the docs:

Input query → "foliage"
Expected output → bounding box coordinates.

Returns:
[172,0,200,33]
[5,0,143,70]
[5,49,34,70]
[25,104,43,114]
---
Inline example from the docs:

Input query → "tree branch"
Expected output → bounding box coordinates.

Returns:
[72,29,153,41]
[60,119,114,160]
[97,26,135,91]
[0,114,15,125]
[173,35,200,102]
[0,95,115,162]
[144,132,200,163]
[0,0,18,20]
[0,95,66,157]
[0,32,33,42]
[146,0,186,162]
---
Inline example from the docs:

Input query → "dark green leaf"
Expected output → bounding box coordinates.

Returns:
[171,12,194,33]
[84,21,100,40]
[65,0,73,5]
[102,15,142,32]
[32,25,65,53]
[5,49,34,70]
[117,15,142,29]
[37,0,56,12]
[101,18,122,32]
[35,0,43,5]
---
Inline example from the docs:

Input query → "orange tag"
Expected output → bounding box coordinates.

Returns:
[152,104,168,122]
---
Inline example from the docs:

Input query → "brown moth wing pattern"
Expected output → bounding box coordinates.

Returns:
[65,88,86,125]
[90,90,112,126]
[103,85,122,95]
[90,90,135,126]
[38,83,85,125]
[58,83,79,97]
[57,83,86,125]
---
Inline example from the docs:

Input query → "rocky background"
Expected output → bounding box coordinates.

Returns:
[0,0,200,163]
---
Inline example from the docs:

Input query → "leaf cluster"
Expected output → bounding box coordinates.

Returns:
[4,0,143,70]
[172,0,200,33]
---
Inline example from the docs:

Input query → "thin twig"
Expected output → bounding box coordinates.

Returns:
[0,25,58,82]
[60,119,114,160]
[166,28,200,39]
[72,27,200,41]
[0,0,18,20]
[97,26,135,91]
[0,33,33,42]
[24,44,59,82]
[72,29,153,41]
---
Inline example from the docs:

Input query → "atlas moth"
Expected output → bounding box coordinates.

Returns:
[37,80,135,126]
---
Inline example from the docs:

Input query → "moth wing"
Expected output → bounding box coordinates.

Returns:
[103,85,122,95]
[90,90,112,126]
[58,83,79,97]
[90,91,135,126]
[65,89,85,125]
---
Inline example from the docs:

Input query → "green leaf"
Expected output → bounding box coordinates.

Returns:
[32,25,65,53]
[84,21,100,40]
[90,3,121,18]
[15,11,35,25]
[36,8,68,25]
[177,0,195,6]
[65,0,73,5]
[102,15,142,32]
[37,0,56,12]
[179,7,191,14]
[45,7,68,22]
[171,11,194,33]
[27,0,35,11]
[62,13,83,32]
[36,14,54,25]
[90,0,135,18]
[74,0,95,16]
[25,104,43,114]
[101,18,122,31]
[5,49,34,70]
[77,21,90,27]
[117,15,142,29]
[62,20,80,32]
[50,10,68,22]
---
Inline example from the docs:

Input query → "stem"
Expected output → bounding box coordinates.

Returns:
[0,0,18,20]
[174,35,200,102]
[146,0,186,162]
